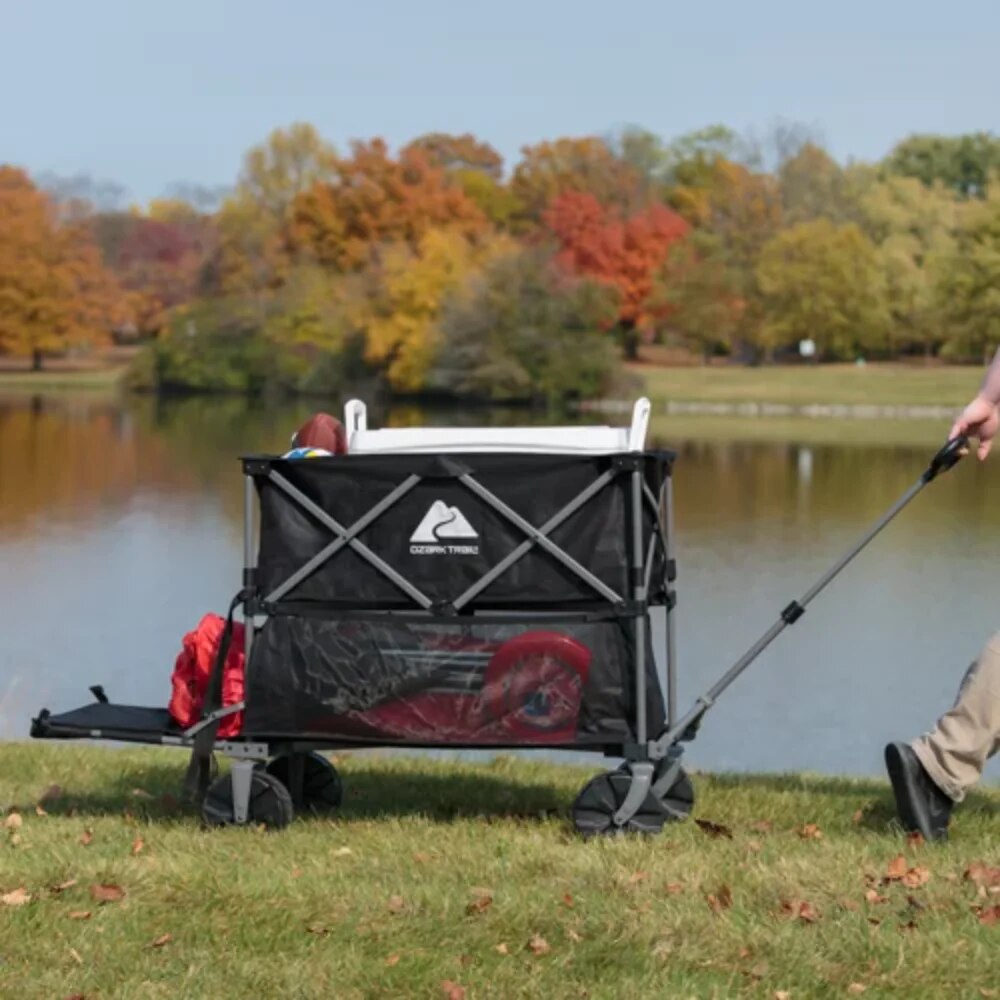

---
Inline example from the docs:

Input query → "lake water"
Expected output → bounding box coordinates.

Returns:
[2,389,998,788]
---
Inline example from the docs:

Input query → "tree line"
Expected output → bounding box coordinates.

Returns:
[2,125,1000,400]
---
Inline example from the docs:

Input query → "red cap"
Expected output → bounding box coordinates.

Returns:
[291,413,348,454]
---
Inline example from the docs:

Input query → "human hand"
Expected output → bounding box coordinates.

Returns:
[949,395,1000,461]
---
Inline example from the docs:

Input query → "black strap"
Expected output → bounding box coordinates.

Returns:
[182,591,247,804]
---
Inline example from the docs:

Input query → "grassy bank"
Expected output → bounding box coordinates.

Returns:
[2,746,998,998]
[630,363,981,410]
[0,367,126,392]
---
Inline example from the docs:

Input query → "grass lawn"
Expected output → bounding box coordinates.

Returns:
[2,746,998,998]
[0,367,126,392]
[629,363,982,410]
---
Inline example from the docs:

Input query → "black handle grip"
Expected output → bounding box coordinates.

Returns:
[923,435,969,482]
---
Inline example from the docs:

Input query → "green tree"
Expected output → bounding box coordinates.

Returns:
[432,247,619,402]
[934,189,1000,361]
[778,143,870,225]
[883,133,1000,199]
[756,219,889,360]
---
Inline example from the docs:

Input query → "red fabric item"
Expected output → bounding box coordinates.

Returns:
[292,413,348,454]
[168,614,245,737]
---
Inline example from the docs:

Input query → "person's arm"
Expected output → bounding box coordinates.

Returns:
[950,346,1000,460]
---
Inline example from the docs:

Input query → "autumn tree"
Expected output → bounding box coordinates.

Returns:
[289,139,487,271]
[756,219,888,360]
[543,192,689,359]
[402,133,503,179]
[778,143,869,225]
[511,138,642,226]
[0,166,125,369]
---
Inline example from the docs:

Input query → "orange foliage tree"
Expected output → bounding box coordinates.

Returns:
[543,192,689,358]
[288,139,487,271]
[0,166,125,369]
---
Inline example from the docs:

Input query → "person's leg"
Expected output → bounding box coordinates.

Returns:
[886,632,1000,840]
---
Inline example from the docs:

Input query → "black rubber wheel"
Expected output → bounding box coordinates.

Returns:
[265,752,343,815]
[201,769,294,830]
[571,769,669,837]
[654,764,695,821]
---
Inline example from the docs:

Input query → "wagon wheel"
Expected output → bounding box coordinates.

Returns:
[266,752,343,815]
[571,769,669,837]
[201,769,294,830]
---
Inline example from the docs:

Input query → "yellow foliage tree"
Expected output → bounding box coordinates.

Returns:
[361,229,511,391]
[0,166,125,369]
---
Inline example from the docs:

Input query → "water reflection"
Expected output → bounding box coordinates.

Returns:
[1,392,998,787]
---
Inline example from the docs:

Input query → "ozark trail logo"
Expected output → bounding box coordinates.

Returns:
[410,500,479,555]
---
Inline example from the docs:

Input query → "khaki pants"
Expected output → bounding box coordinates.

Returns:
[911,632,1000,802]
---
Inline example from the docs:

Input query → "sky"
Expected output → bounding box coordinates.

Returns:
[3,0,998,205]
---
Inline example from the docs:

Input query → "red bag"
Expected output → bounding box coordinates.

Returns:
[168,614,245,737]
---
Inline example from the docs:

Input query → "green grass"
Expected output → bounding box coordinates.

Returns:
[630,363,982,410]
[2,746,998,998]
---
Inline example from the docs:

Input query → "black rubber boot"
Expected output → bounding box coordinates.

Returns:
[884,742,954,842]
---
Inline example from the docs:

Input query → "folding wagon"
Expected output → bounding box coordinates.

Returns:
[30,399,968,836]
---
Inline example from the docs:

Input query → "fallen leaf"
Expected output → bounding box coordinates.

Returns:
[440,981,466,1000]
[965,863,1000,890]
[412,852,431,863]
[798,823,823,840]
[495,943,509,955]
[975,905,1000,927]
[89,884,125,904]
[4,812,23,830]
[567,928,582,943]
[1,887,31,907]
[852,809,865,825]
[69,948,83,965]
[865,889,889,905]
[627,870,648,885]
[291,867,302,879]
[840,898,861,912]
[774,991,791,1000]
[387,894,405,914]
[980,989,998,998]
[885,855,907,881]
[50,879,78,894]
[746,839,763,853]
[750,819,773,834]
[847,984,867,995]
[131,788,154,800]
[706,885,733,914]
[131,837,145,857]
[901,866,930,889]
[562,892,575,907]
[780,899,819,923]
[695,818,733,839]
[306,922,330,936]
[664,882,685,895]
[385,954,401,967]
[151,934,173,948]
[68,911,91,920]
[332,847,353,858]
[527,933,551,955]
[34,805,47,817]
[79,829,93,847]
[906,831,925,848]
[899,919,918,932]
[466,892,493,916]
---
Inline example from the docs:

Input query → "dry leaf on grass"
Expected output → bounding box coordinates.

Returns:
[466,892,493,916]
[50,879,78,894]
[495,943,509,955]
[567,928,582,943]
[68,911,91,921]
[35,805,47,817]
[695,818,733,839]
[898,919,919,932]
[901,866,931,889]
[774,991,791,1000]
[561,892,575,907]
[627,870,648,886]
[965,863,1000,890]
[847,984,867,995]
[306,923,331,936]
[780,899,820,923]
[440,981,466,1000]
[412,852,431,863]
[527,933,551,955]
[665,882,685,895]
[131,837,145,857]
[150,934,173,948]
[851,809,865,825]
[131,788,154,800]
[331,847,353,858]
[387,895,405,914]
[750,819,773,834]
[885,855,907,881]
[2,887,31,906]
[906,831,925,848]
[865,889,889,905]
[89,884,125,904]
[69,948,83,965]
[385,954,401,967]
[4,812,23,830]
[706,885,733,914]
[79,829,93,847]
[798,823,823,840]
[975,905,1000,927]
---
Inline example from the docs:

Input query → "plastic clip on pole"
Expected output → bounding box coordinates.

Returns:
[922,434,969,483]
